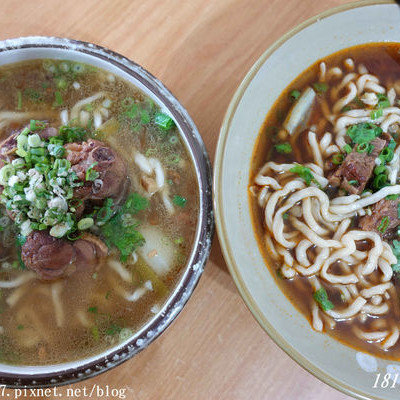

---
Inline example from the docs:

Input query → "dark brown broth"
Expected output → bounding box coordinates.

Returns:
[250,43,400,359]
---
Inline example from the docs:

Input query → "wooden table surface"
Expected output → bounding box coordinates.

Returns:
[0,0,357,399]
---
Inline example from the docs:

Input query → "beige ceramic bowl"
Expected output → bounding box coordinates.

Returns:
[214,1,400,399]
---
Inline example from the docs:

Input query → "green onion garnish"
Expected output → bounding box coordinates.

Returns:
[54,91,63,106]
[377,216,390,234]
[370,108,383,120]
[289,89,301,100]
[312,82,328,93]
[313,287,334,311]
[274,142,292,154]
[332,153,344,165]
[16,91,22,110]
[380,147,394,163]
[289,164,321,188]
[343,144,352,154]
[173,195,187,208]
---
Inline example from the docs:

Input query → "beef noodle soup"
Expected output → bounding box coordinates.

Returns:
[0,59,198,365]
[250,43,400,358]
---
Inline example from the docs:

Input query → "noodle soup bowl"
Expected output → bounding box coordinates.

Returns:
[215,1,400,399]
[0,37,213,387]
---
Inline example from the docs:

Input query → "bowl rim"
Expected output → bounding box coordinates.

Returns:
[0,36,214,387]
[214,1,395,399]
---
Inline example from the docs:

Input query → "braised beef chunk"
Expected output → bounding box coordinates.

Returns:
[65,139,127,201]
[329,136,388,194]
[21,230,75,280]
[359,198,400,238]
[73,233,108,269]
[21,230,108,280]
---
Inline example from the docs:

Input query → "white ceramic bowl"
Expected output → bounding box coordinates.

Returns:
[0,37,213,387]
[214,1,400,399]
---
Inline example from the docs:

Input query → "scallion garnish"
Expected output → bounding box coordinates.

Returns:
[54,91,63,106]
[332,153,344,165]
[343,144,352,154]
[370,108,383,120]
[312,82,328,93]
[16,91,22,110]
[289,89,301,100]
[289,164,321,188]
[313,287,334,311]
[173,195,187,208]
[377,216,390,234]
[274,142,292,154]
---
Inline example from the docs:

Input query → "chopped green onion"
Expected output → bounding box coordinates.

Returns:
[380,147,394,163]
[370,108,383,120]
[56,78,68,90]
[356,142,371,153]
[173,195,187,208]
[313,287,334,311]
[77,217,94,230]
[374,165,387,176]
[154,112,175,130]
[343,144,352,154]
[0,165,15,186]
[30,147,46,156]
[16,135,29,157]
[48,144,65,158]
[312,82,328,93]
[386,194,399,201]
[30,120,46,131]
[27,134,41,147]
[332,153,344,165]
[377,216,390,234]
[91,326,99,341]
[289,89,301,100]
[54,91,63,106]
[373,174,388,190]
[377,93,390,108]
[72,63,85,73]
[274,142,292,154]
[168,135,179,145]
[289,164,321,188]
[11,158,25,169]
[16,91,22,110]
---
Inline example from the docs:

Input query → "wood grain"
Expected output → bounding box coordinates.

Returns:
[0,0,354,399]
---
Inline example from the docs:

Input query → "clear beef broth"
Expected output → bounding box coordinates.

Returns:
[0,59,198,365]
[250,43,400,359]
